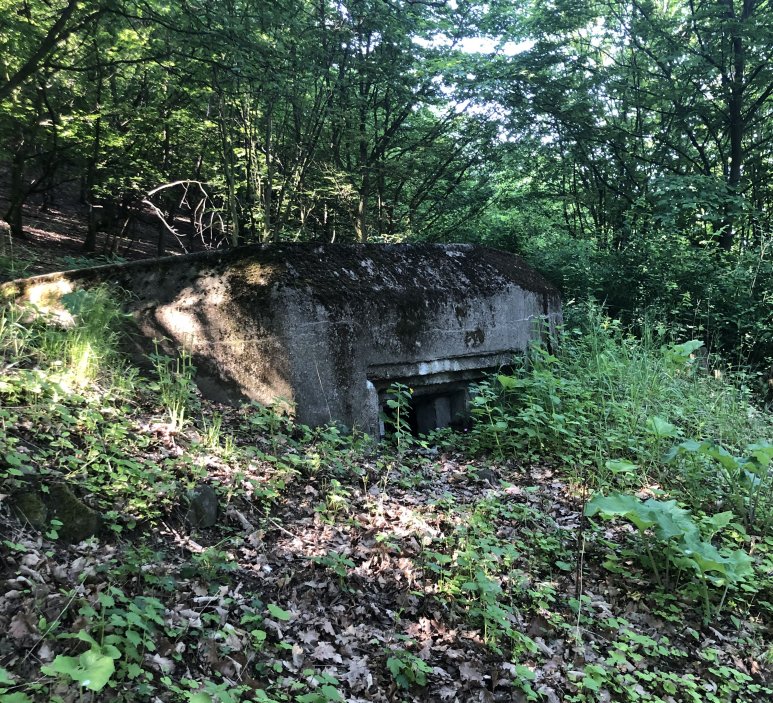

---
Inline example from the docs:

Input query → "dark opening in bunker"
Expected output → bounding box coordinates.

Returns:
[379,383,469,437]
[367,352,520,439]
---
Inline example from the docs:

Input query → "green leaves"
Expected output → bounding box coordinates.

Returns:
[645,416,679,439]
[296,684,343,702]
[188,693,213,703]
[667,438,773,528]
[585,492,701,543]
[663,340,704,369]
[41,632,121,692]
[266,603,292,621]
[386,649,432,690]
[586,493,658,532]
[605,459,637,475]
[383,383,414,451]
[585,491,754,621]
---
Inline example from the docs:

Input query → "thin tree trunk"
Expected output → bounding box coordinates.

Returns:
[217,94,240,248]
[264,105,273,241]
[82,32,103,253]
[5,138,27,240]
[719,0,747,251]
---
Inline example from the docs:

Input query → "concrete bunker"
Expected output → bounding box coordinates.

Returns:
[4,243,562,437]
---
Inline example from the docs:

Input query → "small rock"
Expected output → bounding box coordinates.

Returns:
[11,491,48,530]
[185,484,218,528]
[12,483,101,542]
[47,483,101,543]
[476,468,498,485]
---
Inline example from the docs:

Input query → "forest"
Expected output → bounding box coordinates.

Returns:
[1,1,773,702]
[2,0,772,377]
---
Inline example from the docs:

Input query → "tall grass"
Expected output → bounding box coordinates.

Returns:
[469,302,773,526]
[149,345,197,431]
[0,286,128,389]
[0,302,38,364]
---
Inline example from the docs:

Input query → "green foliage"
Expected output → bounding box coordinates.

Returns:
[313,552,355,588]
[667,439,773,531]
[58,287,128,383]
[266,603,292,622]
[182,545,239,581]
[41,630,121,692]
[385,647,432,689]
[0,252,33,280]
[0,285,129,389]
[383,382,414,451]
[295,671,343,703]
[1,0,496,246]
[468,303,772,490]
[525,235,773,377]
[420,495,564,659]
[149,344,197,431]
[585,493,753,621]
[61,254,127,270]
[248,399,297,453]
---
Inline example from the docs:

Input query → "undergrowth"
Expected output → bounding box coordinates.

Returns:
[469,302,773,531]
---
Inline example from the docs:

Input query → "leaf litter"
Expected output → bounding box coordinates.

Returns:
[0,395,771,702]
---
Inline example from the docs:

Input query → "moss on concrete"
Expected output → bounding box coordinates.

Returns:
[12,491,48,530]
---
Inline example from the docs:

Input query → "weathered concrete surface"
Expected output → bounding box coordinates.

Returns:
[3,243,562,435]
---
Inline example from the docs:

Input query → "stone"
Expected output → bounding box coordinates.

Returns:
[185,484,218,528]
[4,243,562,437]
[12,483,101,542]
[46,483,101,543]
[476,468,498,485]
[12,491,48,530]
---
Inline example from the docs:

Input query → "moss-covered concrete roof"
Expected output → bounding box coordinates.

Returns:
[3,243,559,305]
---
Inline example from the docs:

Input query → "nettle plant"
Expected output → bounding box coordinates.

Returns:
[383,382,414,451]
[585,493,753,622]
[385,645,432,690]
[667,439,773,532]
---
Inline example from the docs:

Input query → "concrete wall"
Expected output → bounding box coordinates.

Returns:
[2,243,562,435]
[281,285,557,434]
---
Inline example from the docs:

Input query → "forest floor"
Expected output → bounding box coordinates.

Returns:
[0,217,772,703]
[1,388,771,703]
[0,180,194,282]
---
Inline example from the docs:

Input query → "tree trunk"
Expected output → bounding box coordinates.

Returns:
[355,86,369,242]
[264,106,273,241]
[82,32,103,253]
[355,179,368,243]
[719,0,748,251]
[217,94,240,248]
[5,140,27,240]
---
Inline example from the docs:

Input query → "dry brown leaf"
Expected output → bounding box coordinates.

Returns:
[37,641,55,663]
[298,629,319,644]
[438,684,458,700]
[146,652,175,673]
[342,655,371,688]
[536,686,561,703]
[9,612,37,641]
[458,660,485,684]
[292,644,305,668]
[321,620,336,636]
[312,641,343,663]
